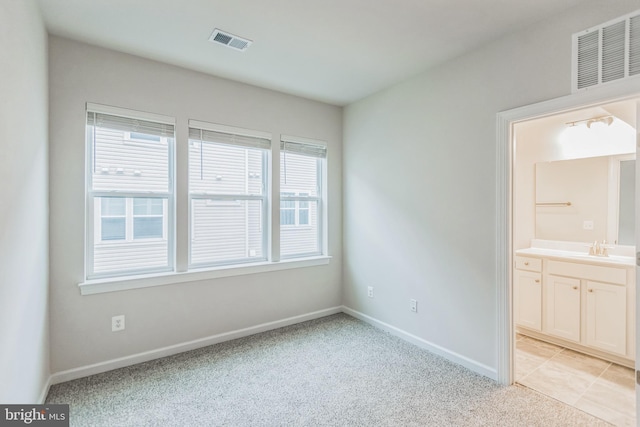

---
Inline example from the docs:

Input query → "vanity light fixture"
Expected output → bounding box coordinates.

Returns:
[559,114,635,158]
[565,115,614,128]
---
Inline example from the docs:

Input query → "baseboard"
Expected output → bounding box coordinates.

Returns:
[38,375,52,404]
[48,305,497,388]
[341,306,498,381]
[50,306,342,385]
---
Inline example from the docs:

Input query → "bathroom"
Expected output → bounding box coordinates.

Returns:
[512,97,638,425]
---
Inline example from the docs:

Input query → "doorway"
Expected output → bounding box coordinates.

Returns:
[495,81,640,424]
[511,100,637,425]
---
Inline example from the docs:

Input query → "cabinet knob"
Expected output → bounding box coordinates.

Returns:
[535,279,540,283]
[588,289,593,293]
[524,262,529,266]
[573,286,578,290]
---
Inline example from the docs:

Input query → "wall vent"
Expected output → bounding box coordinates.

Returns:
[208,29,252,52]
[572,9,640,92]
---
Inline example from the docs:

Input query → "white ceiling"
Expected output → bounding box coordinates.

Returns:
[37,0,591,106]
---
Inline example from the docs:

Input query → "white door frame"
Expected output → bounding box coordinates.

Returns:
[495,78,640,386]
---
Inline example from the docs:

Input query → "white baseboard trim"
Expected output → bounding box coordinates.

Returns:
[341,306,498,381]
[38,375,52,404]
[50,306,342,385]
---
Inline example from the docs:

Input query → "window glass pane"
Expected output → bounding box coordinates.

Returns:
[101,218,126,241]
[281,200,319,257]
[299,208,309,225]
[130,132,161,142]
[88,108,174,278]
[280,208,295,225]
[280,192,295,225]
[189,141,264,196]
[133,198,163,215]
[280,152,318,197]
[280,151,322,258]
[191,199,264,265]
[101,197,126,216]
[281,199,295,208]
[93,197,169,274]
[91,127,170,193]
[100,197,126,240]
[134,217,163,239]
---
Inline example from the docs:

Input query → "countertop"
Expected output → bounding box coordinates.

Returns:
[515,247,635,267]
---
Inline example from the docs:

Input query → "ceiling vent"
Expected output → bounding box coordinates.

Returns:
[208,29,252,52]
[572,10,640,92]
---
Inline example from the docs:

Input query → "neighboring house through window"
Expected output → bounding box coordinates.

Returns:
[188,122,270,267]
[280,137,326,259]
[280,192,310,226]
[84,104,328,283]
[86,104,175,278]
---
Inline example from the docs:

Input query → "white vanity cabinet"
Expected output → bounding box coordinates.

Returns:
[585,280,626,355]
[545,274,581,342]
[514,251,635,366]
[514,257,542,331]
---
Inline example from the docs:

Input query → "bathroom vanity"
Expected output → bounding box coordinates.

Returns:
[514,243,636,367]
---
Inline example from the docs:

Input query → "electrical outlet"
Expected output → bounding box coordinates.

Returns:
[112,315,125,332]
[367,286,374,298]
[583,220,594,230]
[410,299,418,313]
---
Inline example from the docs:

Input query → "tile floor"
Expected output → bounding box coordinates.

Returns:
[516,333,636,426]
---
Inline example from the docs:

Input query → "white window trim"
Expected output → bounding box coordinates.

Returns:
[85,103,176,280]
[79,255,331,295]
[187,121,271,268]
[279,135,327,259]
[80,110,331,294]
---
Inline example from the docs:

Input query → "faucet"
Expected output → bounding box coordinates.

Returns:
[589,240,609,257]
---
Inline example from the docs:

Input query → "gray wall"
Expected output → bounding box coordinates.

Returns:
[342,0,639,374]
[0,0,50,402]
[48,37,343,373]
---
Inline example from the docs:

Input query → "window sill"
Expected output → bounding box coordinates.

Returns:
[79,256,331,295]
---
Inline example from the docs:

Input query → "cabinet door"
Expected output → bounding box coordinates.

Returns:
[586,281,626,355]
[545,275,581,342]
[515,270,542,331]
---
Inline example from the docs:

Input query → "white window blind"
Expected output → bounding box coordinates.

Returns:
[86,106,174,279]
[188,123,270,267]
[280,137,325,259]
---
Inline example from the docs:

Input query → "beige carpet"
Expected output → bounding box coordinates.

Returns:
[46,314,608,426]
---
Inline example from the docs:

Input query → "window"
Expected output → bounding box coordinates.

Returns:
[280,192,310,227]
[98,197,166,242]
[280,137,326,259]
[100,197,126,241]
[83,106,329,288]
[133,198,164,239]
[280,192,296,225]
[188,122,270,267]
[86,104,174,279]
[128,132,161,143]
[298,193,310,225]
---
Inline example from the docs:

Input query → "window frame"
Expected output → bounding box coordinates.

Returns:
[279,136,327,259]
[187,121,271,269]
[80,109,331,294]
[85,103,176,280]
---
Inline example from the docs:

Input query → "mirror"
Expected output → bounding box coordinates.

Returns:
[535,156,635,245]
